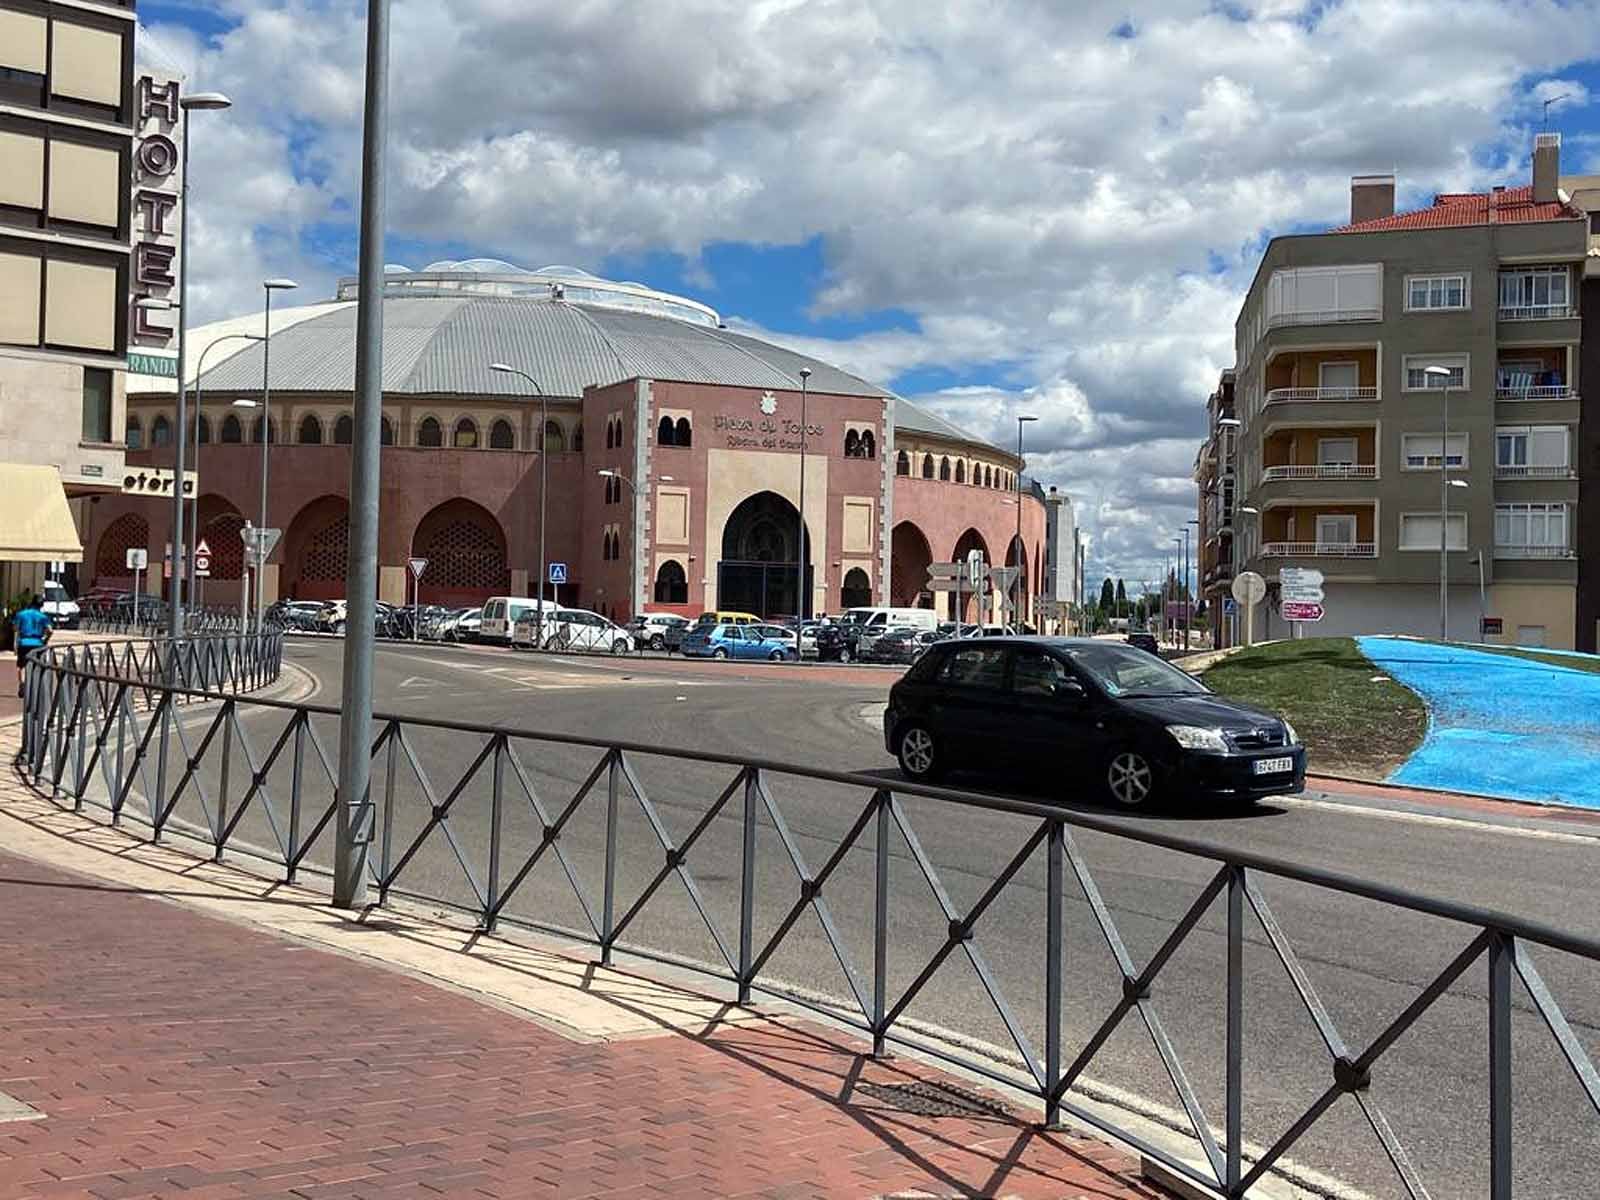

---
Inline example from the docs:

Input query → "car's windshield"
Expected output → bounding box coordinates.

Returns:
[1065,644,1209,698]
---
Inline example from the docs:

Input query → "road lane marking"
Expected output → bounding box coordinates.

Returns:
[1278,794,1599,845]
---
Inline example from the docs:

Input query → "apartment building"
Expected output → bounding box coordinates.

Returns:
[1042,485,1077,630]
[0,0,138,597]
[1195,370,1238,646]
[1221,135,1590,649]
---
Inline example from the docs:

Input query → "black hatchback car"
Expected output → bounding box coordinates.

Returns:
[883,637,1304,808]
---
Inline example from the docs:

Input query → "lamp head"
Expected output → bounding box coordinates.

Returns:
[798,367,812,380]
[134,297,175,311]
[263,278,299,291]
[181,92,232,111]
[231,397,259,409]
[489,362,515,374]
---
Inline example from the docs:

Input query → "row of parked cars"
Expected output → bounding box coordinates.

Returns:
[623,607,1019,664]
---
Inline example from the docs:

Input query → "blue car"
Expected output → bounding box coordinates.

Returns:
[680,622,796,661]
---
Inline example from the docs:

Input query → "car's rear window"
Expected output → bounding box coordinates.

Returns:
[935,645,1008,689]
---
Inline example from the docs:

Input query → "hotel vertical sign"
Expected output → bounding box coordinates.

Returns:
[129,60,183,373]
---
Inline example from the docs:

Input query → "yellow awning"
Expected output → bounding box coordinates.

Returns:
[0,464,84,563]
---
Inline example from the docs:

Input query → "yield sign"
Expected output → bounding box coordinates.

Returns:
[408,557,429,579]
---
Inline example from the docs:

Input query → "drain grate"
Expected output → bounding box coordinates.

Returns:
[856,1079,1011,1119]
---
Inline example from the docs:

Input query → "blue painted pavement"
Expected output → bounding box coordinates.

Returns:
[1356,636,1600,809]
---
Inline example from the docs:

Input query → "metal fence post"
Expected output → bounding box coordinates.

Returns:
[1045,817,1064,1124]
[216,699,235,858]
[601,747,620,965]
[378,722,397,905]
[1226,865,1245,1192]
[873,789,890,1056]
[287,711,305,884]
[71,675,88,810]
[484,734,505,932]
[1489,931,1513,1199]
[738,767,757,1004]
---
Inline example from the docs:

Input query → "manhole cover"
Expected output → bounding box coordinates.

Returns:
[856,1079,1010,1119]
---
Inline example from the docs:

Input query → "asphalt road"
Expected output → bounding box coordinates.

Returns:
[88,638,1600,1198]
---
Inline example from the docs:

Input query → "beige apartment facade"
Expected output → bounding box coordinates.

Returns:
[0,0,139,595]
[1222,136,1590,649]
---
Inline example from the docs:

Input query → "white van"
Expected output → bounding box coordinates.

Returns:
[42,580,80,629]
[479,596,557,644]
[844,606,938,657]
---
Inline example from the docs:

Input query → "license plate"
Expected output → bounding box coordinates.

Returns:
[1253,756,1294,775]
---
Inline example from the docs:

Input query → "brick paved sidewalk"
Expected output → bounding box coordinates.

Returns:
[0,849,1162,1200]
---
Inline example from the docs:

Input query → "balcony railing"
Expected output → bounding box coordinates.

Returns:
[1498,304,1575,321]
[1265,308,1382,329]
[1495,384,1578,402]
[1261,464,1377,482]
[1494,465,1575,479]
[1261,541,1377,558]
[1264,386,1378,406]
[1494,544,1576,560]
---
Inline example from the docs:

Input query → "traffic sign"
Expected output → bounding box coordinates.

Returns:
[125,547,148,571]
[408,557,429,579]
[966,548,986,587]
[1231,571,1266,607]
[240,525,282,561]
[194,538,212,578]
[1223,598,1237,616]
[1282,601,1324,622]
[989,566,1021,591]
[1279,567,1325,604]
[549,562,568,585]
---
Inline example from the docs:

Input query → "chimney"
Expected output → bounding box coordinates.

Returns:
[1350,175,1395,225]
[1533,132,1560,204]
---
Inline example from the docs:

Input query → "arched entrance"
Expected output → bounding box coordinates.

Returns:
[840,567,871,610]
[192,496,246,606]
[719,491,811,618]
[282,495,350,601]
[889,521,934,608]
[94,513,150,587]
[1006,535,1028,626]
[411,498,509,606]
[951,528,991,623]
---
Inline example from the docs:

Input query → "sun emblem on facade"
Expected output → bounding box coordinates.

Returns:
[759,391,778,416]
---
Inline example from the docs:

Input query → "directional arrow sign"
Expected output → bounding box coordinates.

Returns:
[926,562,964,580]
[1281,601,1324,622]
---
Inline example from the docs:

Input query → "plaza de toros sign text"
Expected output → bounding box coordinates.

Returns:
[716,392,824,451]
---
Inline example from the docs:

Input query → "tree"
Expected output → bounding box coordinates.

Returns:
[1114,579,1127,617]
[1099,577,1115,612]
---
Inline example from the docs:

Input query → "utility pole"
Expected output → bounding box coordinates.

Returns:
[333,0,390,910]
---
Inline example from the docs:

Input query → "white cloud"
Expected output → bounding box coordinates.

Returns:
[143,0,1600,583]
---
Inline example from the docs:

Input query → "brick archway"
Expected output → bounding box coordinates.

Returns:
[94,513,150,587]
[889,521,934,608]
[282,495,350,602]
[411,498,510,606]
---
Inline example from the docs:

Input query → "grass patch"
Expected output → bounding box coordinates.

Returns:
[1200,637,1427,780]
[1467,643,1600,676]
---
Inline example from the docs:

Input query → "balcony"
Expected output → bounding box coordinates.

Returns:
[1264,386,1378,407]
[1498,303,1575,321]
[1261,464,1377,483]
[1495,383,1578,402]
[1498,267,1574,322]
[1262,542,1377,559]
[1494,465,1575,480]
[1494,544,1576,560]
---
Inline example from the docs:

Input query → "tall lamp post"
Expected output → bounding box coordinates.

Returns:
[184,332,262,607]
[598,470,673,638]
[1424,363,1466,641]
[490,363,548,641]
[1173,536,1184,647]
[1237,505,1259,644]
[1185,518,1198,650]
[232,279,298,629]
[154,90,232,640]
[1014,415,1037,627]
[796,367,811,620]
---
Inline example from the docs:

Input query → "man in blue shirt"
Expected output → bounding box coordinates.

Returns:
[13,595,51,697]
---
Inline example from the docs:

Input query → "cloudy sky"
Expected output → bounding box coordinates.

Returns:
[141,0,1600,591]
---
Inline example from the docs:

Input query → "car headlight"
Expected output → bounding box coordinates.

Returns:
[1167,725,1230,753]
[1282,720,1300,746]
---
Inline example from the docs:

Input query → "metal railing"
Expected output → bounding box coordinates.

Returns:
[1493,465,1575,479]
[1265,308,1381,329]
[1264,386,1378,405]
[1493,544,1577,560]
[1260,464,1378,482]
[1497,304,1575,321]
[13,644,1599,1199]
[1495,384,1578,402]
[80,604,255,638]
[1261,541,1377,558]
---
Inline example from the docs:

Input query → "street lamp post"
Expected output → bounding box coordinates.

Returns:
[1185,519,1198,651]
[1424,364,1460,641]
[796,368,811,620]
[1015,415,1037,628]
[1237,505,1259,644]
[490,363,548,642]
[242,279,298,630]
[599,470,672,643]
[156,91,231,641]
[184,332,262,609]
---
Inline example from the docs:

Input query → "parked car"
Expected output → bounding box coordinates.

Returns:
[1126,631,1161,655]
[681,622,797,661]
[883,637,1305,809]
[751,623,799,653]
[513,607,635,654]
[450,608,483,642]
[41,580,80,629]
[277,600,331,632]
[631,612,690,652]
[809,623,853,663]
[865,625,932,664]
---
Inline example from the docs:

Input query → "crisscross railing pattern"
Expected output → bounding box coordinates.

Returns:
[80,604,254,637]
[15,646,1600,1199]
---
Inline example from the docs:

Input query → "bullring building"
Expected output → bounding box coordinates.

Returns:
[97,262,1053,623]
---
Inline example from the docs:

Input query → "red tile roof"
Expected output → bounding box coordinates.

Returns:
[1333,184,1582,233]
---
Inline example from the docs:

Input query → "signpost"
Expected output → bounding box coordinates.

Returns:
[408,557,428,641]
[549,562,567,609]
[126,547,148,623]
[1281,601,1325,623]
[240,524,282,630]
[1231,570,1266,647]
[193,537,212,578]
[1278,567,1326,638]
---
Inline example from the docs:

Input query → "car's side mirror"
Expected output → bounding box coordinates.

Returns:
[1052,678,1086,700]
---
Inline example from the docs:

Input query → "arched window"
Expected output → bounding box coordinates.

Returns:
[658,416,675,446]
[983,465,992,488]
[252,415,275,444]
[125,416,142,449]
[955,460,965,484]
[151,415,172,446]
[489,418,514,449]
[841,567,871,609]
[939,456,951,481]
[675,417,691,447]
[380,416,394,446]
[220,414,243,443]
[196,415,211,444]
[572,421,583,452]
[606,420,616,450]
[603,529,615,561]
[921,454,934,480]
[896,450,910,476]
[859,430,875,459]
[845,429,861,458]
[334,414,354,445]
[416,417,443,448]
[453,417,478,449]
[653,560,687,604]
[297,414,323,444]
[544,419,565,452]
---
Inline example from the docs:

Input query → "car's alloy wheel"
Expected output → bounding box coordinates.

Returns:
[650,634,664,651]
[898,725,938,779]
[839,648,852,663]
[611,639,629,655]
[1106,750,1155,808]
[712,647,728,660]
